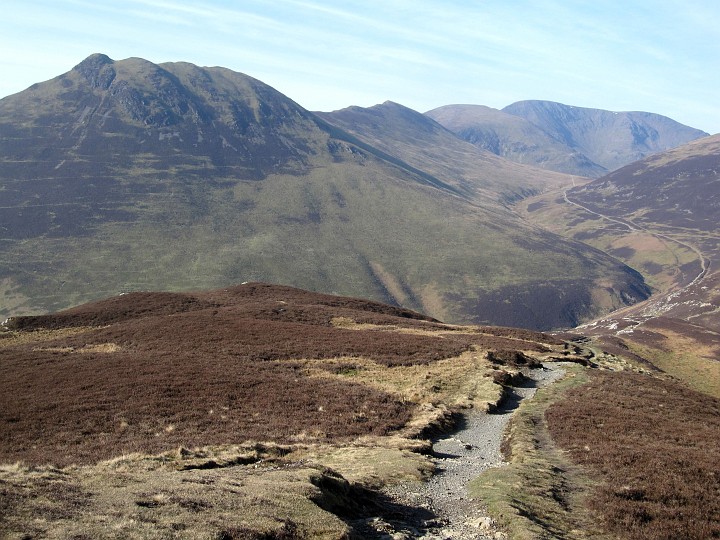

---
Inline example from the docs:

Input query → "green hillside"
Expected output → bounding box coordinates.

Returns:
[0,54,649,329]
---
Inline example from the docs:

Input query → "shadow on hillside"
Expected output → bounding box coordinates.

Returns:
[348,492,438,539]
[491,367,543,414]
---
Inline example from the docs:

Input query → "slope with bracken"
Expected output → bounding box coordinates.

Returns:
[0,282,570,538]
[2,283,717,540]
[0,54,649,329]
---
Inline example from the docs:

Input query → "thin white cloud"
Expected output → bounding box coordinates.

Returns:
[0,0,718,132]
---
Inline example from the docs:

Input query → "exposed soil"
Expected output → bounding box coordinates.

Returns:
[359,364,566,539]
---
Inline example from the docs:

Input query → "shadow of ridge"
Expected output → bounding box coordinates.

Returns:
[347,489,439,539]
[491,367,545,415]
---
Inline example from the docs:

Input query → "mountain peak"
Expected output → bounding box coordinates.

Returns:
[74,52,114,68]
[73,53,116,89]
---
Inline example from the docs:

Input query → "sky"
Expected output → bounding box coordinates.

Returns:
[2,0,719,134]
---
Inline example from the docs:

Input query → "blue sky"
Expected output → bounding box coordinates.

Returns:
[2,0,719,133]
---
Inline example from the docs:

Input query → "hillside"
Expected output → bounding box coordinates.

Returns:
[0,54,649,330]
[569,133,720,231]
[2,284,717,539]
[520,134,720,397]
[427,100,708,177]
[0,283,567,538]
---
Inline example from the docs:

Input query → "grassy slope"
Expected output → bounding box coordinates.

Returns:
[517,186,699,294]
[0,56,650,330]
[0,149,644,328]
[517,150,720,393]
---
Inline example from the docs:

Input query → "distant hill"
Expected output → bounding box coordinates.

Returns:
[427,100,708,177]
[425,104,606,178]
[318,101,573,204]
[0,54,649,329]
[568,133,720,231]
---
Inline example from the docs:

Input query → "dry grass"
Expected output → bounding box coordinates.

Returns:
[625,329,720,399]
[0,447,355,540]
[302,348,501,411]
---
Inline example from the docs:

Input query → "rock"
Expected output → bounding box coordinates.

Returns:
[466,516,494,529]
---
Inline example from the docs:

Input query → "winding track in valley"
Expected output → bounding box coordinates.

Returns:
[562,188,710,334]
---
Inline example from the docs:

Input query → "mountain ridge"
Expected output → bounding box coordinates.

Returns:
[427,100,708,177]
[503,100,709,172]
[0,54,650,329]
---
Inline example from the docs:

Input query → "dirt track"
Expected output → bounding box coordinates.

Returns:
[362,364,566,539]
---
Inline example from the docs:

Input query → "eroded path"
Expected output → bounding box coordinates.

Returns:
[363,364,565,539]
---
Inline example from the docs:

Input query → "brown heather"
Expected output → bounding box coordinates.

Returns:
[0,283,552,467]
[546,371,720,540]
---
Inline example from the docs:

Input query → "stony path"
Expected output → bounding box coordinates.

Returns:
[360,364,565,539]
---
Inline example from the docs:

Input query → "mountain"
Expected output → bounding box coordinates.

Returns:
[503,100,709,172]
[425,104,606,178]
[427,101,708,177]
[317,101,578,203]
[0,54,649,329]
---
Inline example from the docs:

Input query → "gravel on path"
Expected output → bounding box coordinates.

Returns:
[359,363,566,539]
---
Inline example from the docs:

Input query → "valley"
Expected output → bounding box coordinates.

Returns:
[518,136,720,397]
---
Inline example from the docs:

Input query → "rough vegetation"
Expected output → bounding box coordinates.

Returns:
[546,371,720,540]
[0,282,574,539]
[2,282,718,539]
[1,283,479,466]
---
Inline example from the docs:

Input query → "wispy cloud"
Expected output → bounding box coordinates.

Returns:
[1,0,718,132]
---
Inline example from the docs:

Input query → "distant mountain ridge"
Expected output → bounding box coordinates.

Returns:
[316,101,574,204]
[427,100,708,177]
[0,54,650,329]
